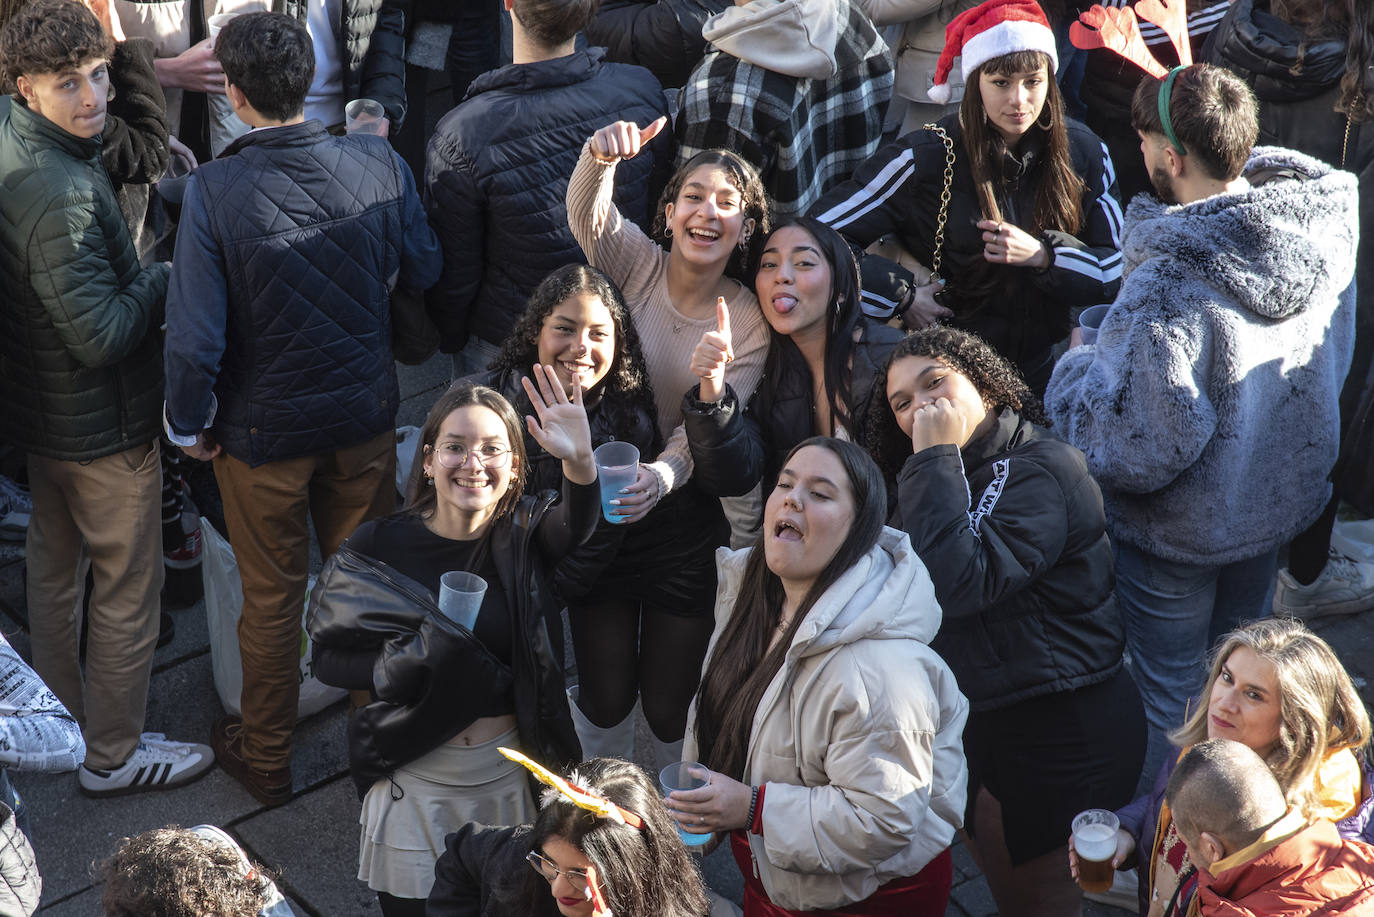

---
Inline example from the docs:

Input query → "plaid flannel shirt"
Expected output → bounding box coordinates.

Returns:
[676,0,893,220]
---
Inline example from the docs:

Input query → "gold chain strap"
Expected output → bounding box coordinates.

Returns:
[922,123,957,284]
[1342,112,1352,170]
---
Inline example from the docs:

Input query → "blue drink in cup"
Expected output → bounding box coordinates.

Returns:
[438,571,486,631]
[593,441,640,524]
[659,762,713,847]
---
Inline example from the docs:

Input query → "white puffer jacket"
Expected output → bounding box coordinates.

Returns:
[685,527,969,911]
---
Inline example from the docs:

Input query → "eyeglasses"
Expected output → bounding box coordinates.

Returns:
[428,441,512,469]
[526,850,590,894]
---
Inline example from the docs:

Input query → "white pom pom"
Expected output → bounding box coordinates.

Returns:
[928,82,952,105]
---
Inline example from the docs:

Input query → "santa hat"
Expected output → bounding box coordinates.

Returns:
[929,0,1058,105]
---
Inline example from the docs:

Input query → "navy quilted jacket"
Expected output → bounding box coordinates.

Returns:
[164,121,441,467]
[422,48,670,351]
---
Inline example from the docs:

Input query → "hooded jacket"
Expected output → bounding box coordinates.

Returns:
[684,528,969,911]
[1045,147,1358,566]
[1191,811,1374,916]
[676,0,893,219]
[0,96,169,462]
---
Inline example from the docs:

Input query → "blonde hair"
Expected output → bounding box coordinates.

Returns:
[1170,618,1371,820]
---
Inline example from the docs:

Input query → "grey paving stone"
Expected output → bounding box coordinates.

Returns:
[233,774,380,917]
[948,873,998,917]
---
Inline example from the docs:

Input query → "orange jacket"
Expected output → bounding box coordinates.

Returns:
[1193,811,1374,916]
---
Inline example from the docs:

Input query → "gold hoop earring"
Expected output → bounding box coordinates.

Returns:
[1036,106,1053,131]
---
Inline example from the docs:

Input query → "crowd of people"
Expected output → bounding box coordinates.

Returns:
[0,0,1371,913]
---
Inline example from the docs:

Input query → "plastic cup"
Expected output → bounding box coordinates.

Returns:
[593,441,639,525]
[1078,303,1111,345]
[207,12,239,44]
[1072,809,1119,894]
[659,762,713,848]
[345,99,386,135]
[438,571,486,631]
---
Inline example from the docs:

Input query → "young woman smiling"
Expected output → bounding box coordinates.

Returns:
[864,327,1143,917]
[812,0,1123,395]
[564,116,772,771]
[682,217,902,521]
[672,437,969,917]
[308,376,597,916]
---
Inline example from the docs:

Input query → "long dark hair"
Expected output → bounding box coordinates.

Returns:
[694,438,887,781]
[404,384,528,520]
[862,327,1045,483]
[959,49,1085,235]
[1271,0,1374,123]
[503,758,710,917]
[756,217,865,438]
[491,263,659,438]
[651,149,771,283]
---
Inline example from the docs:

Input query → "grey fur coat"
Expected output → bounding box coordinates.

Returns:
[1045,147,1357,566]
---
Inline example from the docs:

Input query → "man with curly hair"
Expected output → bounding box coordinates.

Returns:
[0,0,214,799]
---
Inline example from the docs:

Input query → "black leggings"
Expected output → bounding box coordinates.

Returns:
[1286,493,1339,585]
[568,599,715,742]
[377,892,427,917]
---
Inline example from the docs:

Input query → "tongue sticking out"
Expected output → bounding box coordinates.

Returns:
[773,296,797,315]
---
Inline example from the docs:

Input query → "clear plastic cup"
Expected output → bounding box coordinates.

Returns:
[659,762,713,848]
[345,99,385,135]
[1072,808,1119,894]
[438,571,486,630]
[1079,303,1112,345]
[593,441,639,525]
[207,12,239,45]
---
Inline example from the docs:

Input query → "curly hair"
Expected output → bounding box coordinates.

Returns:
[491,264,658,433]
[0,0,111,91]
[502,757,710,917]
[862,326,1045,482]
[650,149,770,284]
[100,827,270,917]
[1169,617,1372,823]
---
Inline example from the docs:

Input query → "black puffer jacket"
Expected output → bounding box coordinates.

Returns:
[423,49,670,351]
[890,407,1125,712]
[469,366,659,601]
[0,97,168,461]
[428,824,546,917]
[1202,0,1374,505]
[584,0,732,89]
[308,483,597,797]
[683,319,902,497]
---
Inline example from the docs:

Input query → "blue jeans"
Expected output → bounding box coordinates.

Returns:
[450,335,502,380]
[1113,542,1278,785]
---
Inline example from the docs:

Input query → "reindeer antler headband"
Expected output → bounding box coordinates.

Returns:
[498,747,646,830]
[1070,0,1192,154]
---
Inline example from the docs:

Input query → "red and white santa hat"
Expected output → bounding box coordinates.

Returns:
[928,0,1058,105]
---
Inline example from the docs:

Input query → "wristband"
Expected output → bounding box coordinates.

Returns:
[746,785,760,831]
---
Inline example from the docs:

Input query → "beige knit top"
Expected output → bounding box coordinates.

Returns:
[566,144,769,494]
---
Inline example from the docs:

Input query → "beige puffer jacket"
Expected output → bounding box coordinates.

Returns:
[685,527,969,911]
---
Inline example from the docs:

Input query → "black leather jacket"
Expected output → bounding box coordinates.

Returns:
[308,483,596,796]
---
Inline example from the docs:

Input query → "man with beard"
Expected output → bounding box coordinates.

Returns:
[1043,63,1358,781]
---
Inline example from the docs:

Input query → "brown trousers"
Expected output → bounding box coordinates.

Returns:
[26,441,163,770]
[213,430,395,772]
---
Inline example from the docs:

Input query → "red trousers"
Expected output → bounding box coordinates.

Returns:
[731,831,953,917]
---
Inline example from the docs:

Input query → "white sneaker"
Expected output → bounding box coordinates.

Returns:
[1273,549,1374,620]
[78,733,215,798]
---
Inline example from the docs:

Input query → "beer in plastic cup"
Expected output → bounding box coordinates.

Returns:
[1072,808,1119,894]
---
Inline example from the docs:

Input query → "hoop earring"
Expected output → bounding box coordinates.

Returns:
[1036,105,1053,131]
[664,227,673,238]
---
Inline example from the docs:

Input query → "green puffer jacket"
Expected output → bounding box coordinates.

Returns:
[0,95,169,461]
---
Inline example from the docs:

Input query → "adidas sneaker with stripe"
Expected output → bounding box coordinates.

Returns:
[77,733,215,797]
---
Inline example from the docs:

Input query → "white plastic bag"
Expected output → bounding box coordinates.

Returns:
[200,518,344,718]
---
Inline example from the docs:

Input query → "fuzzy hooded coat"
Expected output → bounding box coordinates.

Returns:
[1045,147,1358,566]
[675,0,893,219]
[684,528,968,910]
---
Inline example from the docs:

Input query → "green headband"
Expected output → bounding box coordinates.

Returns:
[1157,65,1187,156]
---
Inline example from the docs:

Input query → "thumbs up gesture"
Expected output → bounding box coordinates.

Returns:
[590,116,668,164]
[691,298,734,403]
